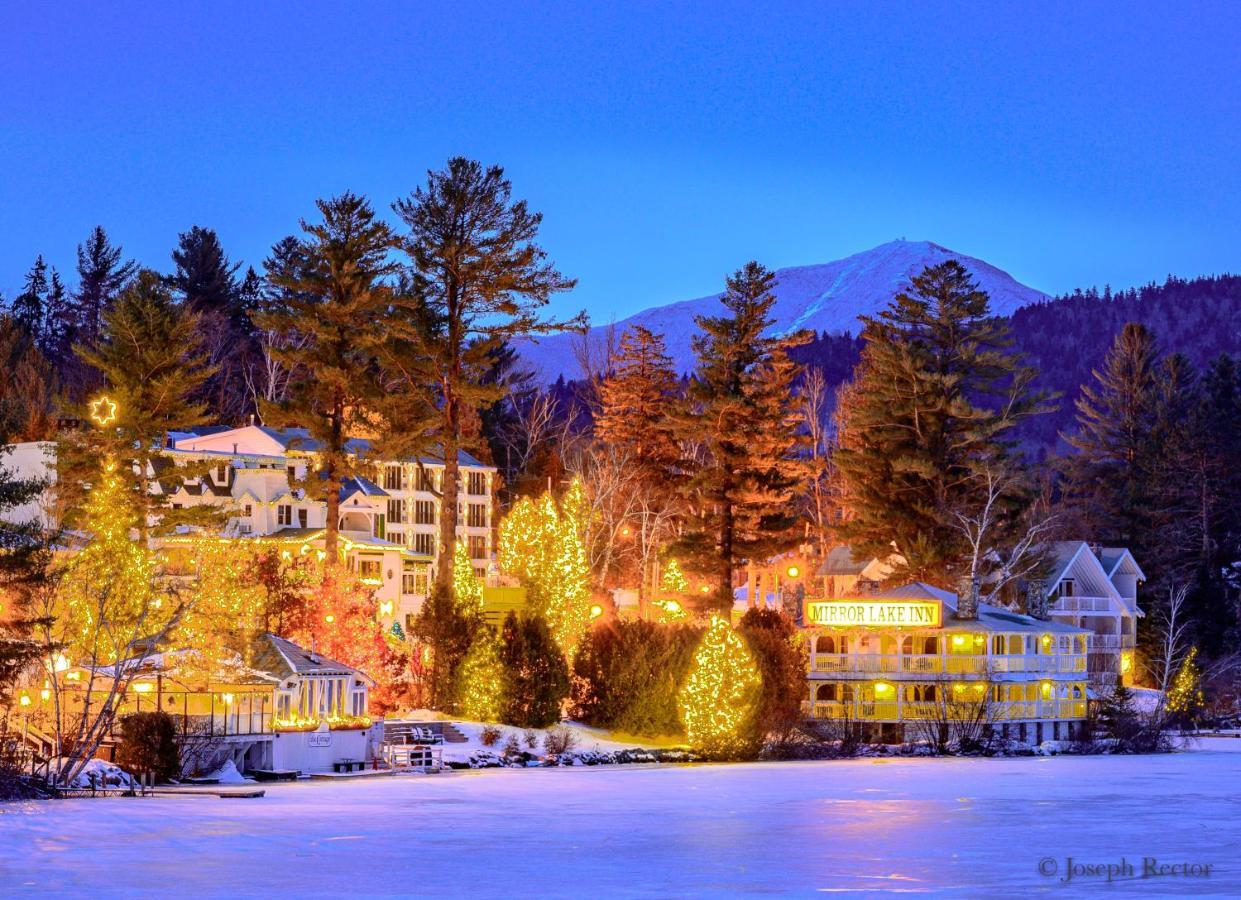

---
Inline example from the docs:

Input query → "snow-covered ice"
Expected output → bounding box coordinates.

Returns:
[3,739,1240,897]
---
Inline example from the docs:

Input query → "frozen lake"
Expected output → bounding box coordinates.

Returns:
[3,739,1240,897]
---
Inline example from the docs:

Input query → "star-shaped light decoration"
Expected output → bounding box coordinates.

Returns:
[89,395,119,428]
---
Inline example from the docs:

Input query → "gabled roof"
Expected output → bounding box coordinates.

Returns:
[251,633,374,685]
[340,475,388,500]
[872,582,1087,634]
[1100,547,1147,582]
[816,546,868,576]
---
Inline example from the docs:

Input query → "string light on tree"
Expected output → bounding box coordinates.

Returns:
[1166,646,1204,716]
[456,630,505,722]
[677,616,762,759]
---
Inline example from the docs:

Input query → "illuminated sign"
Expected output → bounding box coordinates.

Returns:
[807,599,942,628]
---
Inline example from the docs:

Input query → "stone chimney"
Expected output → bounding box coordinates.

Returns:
[956,576,980,620]
[1025,579,1049,620]
[1088,541,1103,560]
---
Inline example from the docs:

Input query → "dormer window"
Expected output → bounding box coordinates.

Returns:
[215,463,229,484]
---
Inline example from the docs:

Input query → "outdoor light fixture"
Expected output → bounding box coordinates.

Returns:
[132,682,153,694]
[786,565,800,578]
[589,604,604,619]
[88,394,118,427]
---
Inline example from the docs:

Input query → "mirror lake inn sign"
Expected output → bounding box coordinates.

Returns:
[807,599,942,628]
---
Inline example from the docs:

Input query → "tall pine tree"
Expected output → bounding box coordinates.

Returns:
[11,255,48,340]
[392,158,581,589]
[835,260,1050,583]
[256,193,397,565]
[70,269,216,535]
[672,262,808,611]
[66,227,137,398]
[1065,322,1160,551]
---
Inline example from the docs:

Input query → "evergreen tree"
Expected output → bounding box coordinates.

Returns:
[392,158,582,589]
[168,226,254,421]
[1065,322,1160,551]
[498,612,570,728]
[11,255,48,339]
[738,608,808,745]
[72,226,137,346]
[169,226,241,315]
[671,262,809,610]
[834,261,1050,583]
[41,269,72,364]
[0,316,56,441]
[256,193,397,564]
[409,582,483,712]
[69,270,215,534]
[597,325,680,479]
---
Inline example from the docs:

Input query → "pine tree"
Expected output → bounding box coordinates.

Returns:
[0,316,56,440]
[11,255,48,339]
[70,269,216,534]
[410,581,483,712]
[671,262,809,611]
[41,269,72,364]
[256,193,398,565]
[392,158,582,589]
[1066,322,1161,551]
[498,612,570,728]
[72,226,138,347]
[834,261,1050,583]
[597,325,680,478]
[168,226,253,422]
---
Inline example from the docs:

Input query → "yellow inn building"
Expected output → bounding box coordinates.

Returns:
[804,583,1090,745]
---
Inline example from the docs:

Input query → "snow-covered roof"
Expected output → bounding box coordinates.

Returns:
[873,582,1087,635]
[253,633,374,685]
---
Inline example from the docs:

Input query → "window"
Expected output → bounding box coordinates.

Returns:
[215,463,229,484]
[414,501,435,525]
[467,471,487,495]
[467,503,487,528]
[473,566,486,580]
[387,498,405,524]
[383,465,403,491]
[416,468,436,491]
[243,503,253,517]
[277,504,292,526]
[1059,579,1075,598]
[276,692,292,720]
[413,533,435,556]
[357,559,381,578]
[298,508,308,528]
[287,465,298,484]
[387,530,404,546]
[402,572,417,595]
[351,688,366,717]
[372,514,385,541]
[468,535,487,560]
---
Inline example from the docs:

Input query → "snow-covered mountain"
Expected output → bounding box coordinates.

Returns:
[518,239,1048,382]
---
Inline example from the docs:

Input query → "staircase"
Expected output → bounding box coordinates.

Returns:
[439,723,468,743]
[382,720,469,744]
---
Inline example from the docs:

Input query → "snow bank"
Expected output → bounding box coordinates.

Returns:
[205,760,250,785]
[49,758,135,789]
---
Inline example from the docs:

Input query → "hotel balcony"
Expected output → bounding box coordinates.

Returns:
[810,653,1087,677]
[807,699,1088,723]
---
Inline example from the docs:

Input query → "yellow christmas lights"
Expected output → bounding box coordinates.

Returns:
[456,630,504,723]
[88,394,119,427]
[677,616,761,758]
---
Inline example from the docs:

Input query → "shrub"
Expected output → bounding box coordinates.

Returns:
[480,724,502,747]
[503,732,522,758]
[499,612,570,728]
[571,619,701,735]
[739,608,809,746]
[523,729,538,749]
[115,711,179,782]
[543,726,577,756]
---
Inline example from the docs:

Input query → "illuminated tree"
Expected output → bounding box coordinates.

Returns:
[498,482,591,658]
[174,538,268,682]
[453,542,484,614]
[456,629,504,723]
[661,559,689,594]
[677,616,762,759]
[36,454,184,785]
[410,581,483,712]
[1165,646,1205,719]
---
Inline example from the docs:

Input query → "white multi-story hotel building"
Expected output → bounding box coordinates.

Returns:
[160,425,496,631]
[805,583,1091,745]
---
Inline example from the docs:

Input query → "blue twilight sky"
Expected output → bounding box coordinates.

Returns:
[1,1,1239,322]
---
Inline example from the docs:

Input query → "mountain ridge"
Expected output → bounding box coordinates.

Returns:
[518,239,1048,381]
